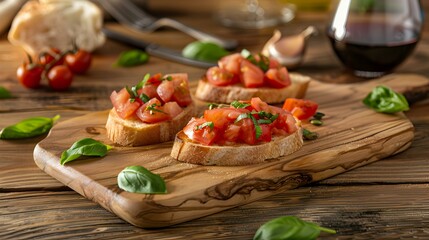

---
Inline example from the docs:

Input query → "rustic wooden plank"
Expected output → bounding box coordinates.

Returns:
[32,75,427,227]
[1,184,428,239]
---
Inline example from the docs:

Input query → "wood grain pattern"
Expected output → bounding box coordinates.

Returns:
[33,74,428,228]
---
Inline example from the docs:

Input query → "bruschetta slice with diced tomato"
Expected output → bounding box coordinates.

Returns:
[106,73,194,146]
[171,97,303,165]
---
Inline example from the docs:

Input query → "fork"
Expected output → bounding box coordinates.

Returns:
[98,0,238,50]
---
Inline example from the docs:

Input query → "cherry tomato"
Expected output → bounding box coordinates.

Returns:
[206,66,237,86]
[16,63,44,89]
[264,67,291,88]
[39,48,64,67]
[65,50,92,74]
[240,59,264,88]
[110,88,141,119]
[168,73,193,107]
[47,65,74,91]
[156,80,175,103]
[282,98,319,120]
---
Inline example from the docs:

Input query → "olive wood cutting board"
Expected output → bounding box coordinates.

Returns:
[33,74,428,228]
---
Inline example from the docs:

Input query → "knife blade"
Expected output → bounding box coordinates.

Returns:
[102,28,216,68]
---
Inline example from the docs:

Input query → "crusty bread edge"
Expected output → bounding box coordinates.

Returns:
[106,104,195,147]
[171,123,303,166]
[194,73,311,104]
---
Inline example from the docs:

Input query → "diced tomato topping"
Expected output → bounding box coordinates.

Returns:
[240,59,264,88]
[183,118,218,145]
[264,67,291,88]
[269,58,281,69]
[282,98,318,120]
[206,66,237,86]
[183,98,298,146]
[110,88,141,119]
[110,73,193,123]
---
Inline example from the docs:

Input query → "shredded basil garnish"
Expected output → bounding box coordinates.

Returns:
[146,103,166,115]
[60,138,112,165]
[0,115,60,139]
[253,216,336,240]
[231,101,250,109]
[363,85,409,113]
[241,49,270,72]
[118,165,167,194]
[195,121,214,131]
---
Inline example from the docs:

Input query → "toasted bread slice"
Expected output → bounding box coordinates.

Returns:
[194,73,311,104]
[106,104,195,146]
[171,124,303,166]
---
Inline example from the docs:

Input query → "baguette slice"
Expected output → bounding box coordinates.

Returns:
[106,104,195,147]
[171,123,303,166]
[194,73,311,104]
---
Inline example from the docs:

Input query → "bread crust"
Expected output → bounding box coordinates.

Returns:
[106,104,195,146]
[171,123,303,166]
[194,73,311,104]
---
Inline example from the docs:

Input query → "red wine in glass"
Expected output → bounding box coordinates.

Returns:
[327,0,423,78]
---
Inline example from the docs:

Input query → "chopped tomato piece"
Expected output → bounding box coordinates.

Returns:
[259,124,272,142]
[206,66,237,86]
[157,79,174,103]
[264,67,291,88]
[240,59,264,88]
[110,88,141,119]
[147,73,163,85]
[163,101,183,119]
[136,98,170,123]
[282,98,318,120]
[223,124,241,143]
[269,58,281,69]
[250,97,270,112]
[238,118,256,145]
[138,84,158,100]
[183,118,218,145]
[218,53,244,75]
[166,73,193,107]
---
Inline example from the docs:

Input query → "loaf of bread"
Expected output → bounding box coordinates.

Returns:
[8,0,105,56]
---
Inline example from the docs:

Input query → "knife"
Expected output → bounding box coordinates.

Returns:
[102,28,216,68]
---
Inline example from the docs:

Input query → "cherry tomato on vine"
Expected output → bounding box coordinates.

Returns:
[65,50,92,74]
[47,65,74,91]
[16,62,44,89]
[38,48,64,67]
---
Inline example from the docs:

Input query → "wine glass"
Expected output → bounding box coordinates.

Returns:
[216,0,295,29]
[327,0,424,78]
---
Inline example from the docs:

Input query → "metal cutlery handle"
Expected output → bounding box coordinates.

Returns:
[156,18,238,50]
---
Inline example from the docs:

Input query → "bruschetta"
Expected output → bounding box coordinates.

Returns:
[171,97,303,165]
[106,73,194,146]
[194,52,310,104]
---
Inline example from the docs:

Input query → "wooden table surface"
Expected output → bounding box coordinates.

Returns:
[1,2,429,239]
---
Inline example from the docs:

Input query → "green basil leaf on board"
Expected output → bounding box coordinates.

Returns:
[0,115,60,139]
[60,138,112,165]
[117,165,167,194]
[0,86,12,99]
[253,216,336,240]
[114,50,149,67]
[363,85,409,113]
[182,41,229,62]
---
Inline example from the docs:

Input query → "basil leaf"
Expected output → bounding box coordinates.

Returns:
[195,121,214,131]
[0,115,60,139]
[249,115,262,139]
[0,87,12,99]
[254,216,336,240]
[60,138,112,165]
[363,85,409,113]
[303,128,318,140]
[118,165,167,194]
[114,50,149,67]
[136,73,151,88]
[182,41,229,62]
